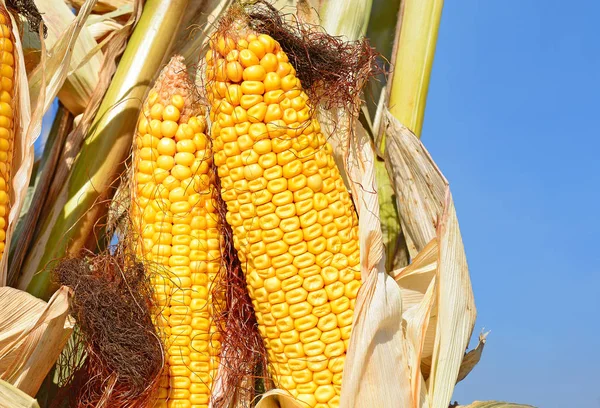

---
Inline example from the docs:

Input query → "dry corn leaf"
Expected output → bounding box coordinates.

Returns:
[34,0,103,115]
[18,19,41,75]
[0,379,40,408]
[336,113,412,407]
[384,109,476,408]
[456,330,488,383]
[457,402,536,408]
[0,286,74,397]
[86,18,123,40]
[85,4,133,40]
[28,0,98,115]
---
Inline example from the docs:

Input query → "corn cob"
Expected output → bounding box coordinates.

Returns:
[206,34,360,408]
[0,11,14,260]
[131,56,221,408]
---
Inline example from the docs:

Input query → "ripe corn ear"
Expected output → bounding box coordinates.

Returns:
[0,10,14,260]
[206,33,361,408]
[131,56,221,408]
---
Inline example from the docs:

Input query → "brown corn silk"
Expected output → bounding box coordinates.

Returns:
[131,56,222,408]
[205,24,361,408]
[0,7,14,261]
[53,249,163,408]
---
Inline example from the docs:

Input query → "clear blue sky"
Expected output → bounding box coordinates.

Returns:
[423,1,600,407]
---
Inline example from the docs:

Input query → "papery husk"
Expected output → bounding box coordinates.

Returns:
[321,109,412,408]
[384,109,476,408]
[0,379,40,408]
[456,330,488,383]
[0,287,74,397]
[85,4,133,41]
[457,402,536,408]
[33,0,103,115]
[2,0,102,286]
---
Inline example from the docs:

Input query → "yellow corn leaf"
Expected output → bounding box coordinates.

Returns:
[0,380,40,408]
[1,0,96,286]
[384,109,476,408]
[34,0,103,114]
[458,403,536,408]
[0,287,74,397]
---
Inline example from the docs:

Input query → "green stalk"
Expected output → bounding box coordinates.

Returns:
[387,0,443,139]
[20,0,189,300]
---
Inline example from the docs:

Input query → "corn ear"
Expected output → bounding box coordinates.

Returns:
[207,32,361,407]
[131,56,221,408]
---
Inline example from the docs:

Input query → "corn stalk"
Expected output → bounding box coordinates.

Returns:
[386,0,443,140]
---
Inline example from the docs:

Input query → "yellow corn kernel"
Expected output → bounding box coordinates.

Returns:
[132,57,221,408]
[207,33,361,407]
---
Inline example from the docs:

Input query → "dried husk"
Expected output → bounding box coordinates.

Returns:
[33,0,103,115]
[457,403,536,408]
[0,287,74,397]
[384,109,477,408]
[456,331,489,384]
[0,379,40,408]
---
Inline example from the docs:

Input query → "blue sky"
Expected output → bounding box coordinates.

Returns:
[423,1,600,407]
